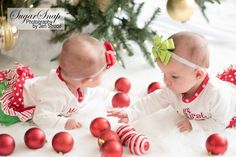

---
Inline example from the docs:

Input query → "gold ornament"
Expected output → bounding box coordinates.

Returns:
[0,17,19,51]
[96,0,112,12]
[167,0,196,22]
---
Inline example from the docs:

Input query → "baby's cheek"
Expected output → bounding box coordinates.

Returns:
[172,84,185,94]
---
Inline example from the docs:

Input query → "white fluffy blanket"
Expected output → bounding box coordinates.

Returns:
[1,103,236,157]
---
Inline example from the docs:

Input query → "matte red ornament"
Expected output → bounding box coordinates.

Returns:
[90,117,111,137]
[98,130,120,147]
[52,131,74,154]
[0,134,15,156]
[115,77,131,93]
[205,133,228,155]
[24,127,46,149]
[100,140,123,157]
[147,82,162,94]
[112,92,130,108]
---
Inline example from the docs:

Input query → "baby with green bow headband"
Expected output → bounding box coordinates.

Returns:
[108,31,236,133]
[108,31,211,132]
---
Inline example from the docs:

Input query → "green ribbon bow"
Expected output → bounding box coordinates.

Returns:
[152,35,175,65]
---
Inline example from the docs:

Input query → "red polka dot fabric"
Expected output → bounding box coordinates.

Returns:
[217,65,236,85]
[217,65,236,128]
[0,63,36,121]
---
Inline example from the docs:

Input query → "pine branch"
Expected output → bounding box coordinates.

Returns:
[135,2,145,17]
[144,8,160,29]
[137,41,155,67]
[50,18,78,42]
[195,0,221,22]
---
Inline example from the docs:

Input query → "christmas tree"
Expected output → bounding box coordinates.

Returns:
[3,0,221,67]
[50,0,221,67]
[50,0,160,67]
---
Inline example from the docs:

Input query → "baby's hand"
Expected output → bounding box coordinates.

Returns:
[65,118,82,130]
[177,119,192,132]
[107,110,129,123]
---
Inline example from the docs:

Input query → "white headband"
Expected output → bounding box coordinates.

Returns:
[62,64,106,80]
[171,53,207,71]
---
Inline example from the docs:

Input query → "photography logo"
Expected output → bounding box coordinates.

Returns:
[7,8,65,30]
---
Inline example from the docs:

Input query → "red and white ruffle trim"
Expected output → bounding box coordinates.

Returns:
[0,63,36,122]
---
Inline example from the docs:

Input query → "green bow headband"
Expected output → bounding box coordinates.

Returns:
[152,35,175,65]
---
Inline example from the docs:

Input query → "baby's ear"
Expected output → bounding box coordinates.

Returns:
[195,69,205,79]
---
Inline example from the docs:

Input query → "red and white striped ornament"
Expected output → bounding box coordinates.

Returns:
[128,134,150,155]
[116,125,136,145]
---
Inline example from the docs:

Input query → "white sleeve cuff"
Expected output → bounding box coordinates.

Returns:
[54,117,69,130]
[190,120,204,131]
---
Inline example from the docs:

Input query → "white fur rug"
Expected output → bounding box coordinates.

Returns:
[1,103,236,157]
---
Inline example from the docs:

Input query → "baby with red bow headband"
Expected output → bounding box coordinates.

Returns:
[0,33,116,130]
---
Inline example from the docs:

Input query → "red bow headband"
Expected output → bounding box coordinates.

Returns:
[104,41,116,69]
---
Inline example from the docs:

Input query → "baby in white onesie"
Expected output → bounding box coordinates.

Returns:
[0,33,116,130]
[108,31,236,132]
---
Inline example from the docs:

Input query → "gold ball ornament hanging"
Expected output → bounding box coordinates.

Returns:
[167,0,196,22]
[0,17,19,51]
[96,0,112,12]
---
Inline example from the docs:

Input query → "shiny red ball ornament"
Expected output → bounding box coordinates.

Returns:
[112,92,130,108]
[147,82,162,94]
[100,140,123,157]
[0,134,15,156]
[90,117,111,137]
[205,133,228,155]
[98,130,120,147]
[24,127,46,149]
[115,77,131,93]
[52,131,74,154]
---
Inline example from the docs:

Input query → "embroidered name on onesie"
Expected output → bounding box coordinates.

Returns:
[183,108,207,120]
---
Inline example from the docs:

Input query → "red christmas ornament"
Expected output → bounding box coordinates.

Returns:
[115,77,131,93]
[98,130,120,147]
[128,134,150,155]
[147,82,162,94]
[205,133,228,155]
[100,140,123,157]
[90,117,111,137]
[112,92,130,108]
[0,134,15,156]
[24,127,46,149]
[52,131,74,154]
[116,124,136,145]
